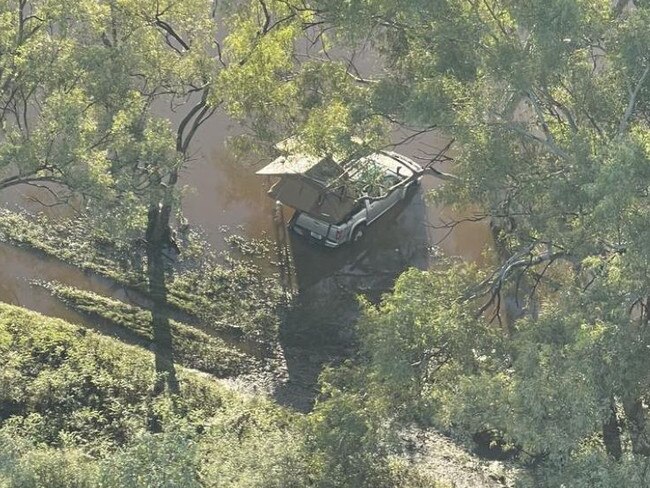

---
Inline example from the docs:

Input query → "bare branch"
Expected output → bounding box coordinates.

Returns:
[0,175,61,192]
[466,244,566,317]
[155,18,190,51]
[619,64,650,135]
[259,0,271,34]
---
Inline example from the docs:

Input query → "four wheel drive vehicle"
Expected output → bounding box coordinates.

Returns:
[257,149,423,248]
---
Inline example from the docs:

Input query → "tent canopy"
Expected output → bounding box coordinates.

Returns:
[256,154,345,185]
[267,175,357,224]
[257,154,358,223]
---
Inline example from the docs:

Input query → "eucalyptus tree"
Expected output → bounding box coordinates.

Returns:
[0,0,348,396]
[0,0,222,396]
[219,0,650,484]
[364,2,649,484]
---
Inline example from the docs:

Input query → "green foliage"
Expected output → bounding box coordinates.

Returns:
[7,0,650,485]
[450,306,611,460]
[167,256,284,345]
[98,429,201,488]
[0,210,144,284]
[217,1,390,158]
[528,450,650,488]
[358,265,503,421]
[0,303,312,487]
[0,302,272,447]
[258,2,650,484]
[0,209,286,345]
[0,302,459,487]
[0,0,216,207]
[196,405,310,488]
[43,283,252,377]
[349,260,650,482]
[0,432,99,488]
[307,364,396,488]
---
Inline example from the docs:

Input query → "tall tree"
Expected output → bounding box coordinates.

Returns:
[217,0,650,484]
[0,0,220,396]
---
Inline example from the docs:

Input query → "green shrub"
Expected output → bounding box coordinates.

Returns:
[0,304,255,448]
[44,283,252,377]
[98,429,200,488]
[0,430,99,488]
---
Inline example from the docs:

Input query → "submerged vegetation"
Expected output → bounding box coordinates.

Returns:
[42,283,253,377]
[1,0,650,486]
[0,210,143,285]
[0,209,285,346]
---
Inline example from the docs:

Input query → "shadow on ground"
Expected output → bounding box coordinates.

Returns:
[273,186,434,411]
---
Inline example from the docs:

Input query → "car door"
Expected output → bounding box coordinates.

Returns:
[365,187,400,224]
[364,198,382,223]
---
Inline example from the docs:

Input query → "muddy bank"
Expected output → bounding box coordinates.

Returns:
[0,105,492,414]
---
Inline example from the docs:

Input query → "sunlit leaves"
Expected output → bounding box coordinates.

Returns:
[218,16,299,120]
[0,0,218,239]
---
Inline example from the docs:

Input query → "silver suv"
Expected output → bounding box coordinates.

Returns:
[288,151,422,247]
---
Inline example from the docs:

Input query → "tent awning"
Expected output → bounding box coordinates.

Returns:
[268,176,356,224]
[256,154,321,176]
[256,154,345,185]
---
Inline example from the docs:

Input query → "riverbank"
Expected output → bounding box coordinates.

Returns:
[0,302,521,487]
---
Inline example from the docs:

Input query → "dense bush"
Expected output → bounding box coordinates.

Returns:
[0,304,296,453]
[44,283,253,377]
[0,303,454,487]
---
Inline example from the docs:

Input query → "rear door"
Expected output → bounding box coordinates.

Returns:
[365,185,402,224]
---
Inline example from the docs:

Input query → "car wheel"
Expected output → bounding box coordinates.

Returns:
[351,224,366,243]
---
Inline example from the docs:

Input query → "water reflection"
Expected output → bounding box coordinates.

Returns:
[274,183,490,410]
[0,242,129,327]
[181,146,276,251]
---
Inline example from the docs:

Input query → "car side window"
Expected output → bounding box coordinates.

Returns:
[351,200,365,214]
[382,174,400,188]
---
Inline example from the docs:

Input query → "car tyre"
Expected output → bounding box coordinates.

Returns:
[351,223,366,244]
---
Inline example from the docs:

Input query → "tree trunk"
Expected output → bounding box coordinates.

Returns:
[145,201,179,399]
[603,400,622,460]
[623,397,650,457]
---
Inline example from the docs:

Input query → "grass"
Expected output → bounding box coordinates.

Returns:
[0,209,144,285]
[0,209,287,345]
[0,302,309,487]
[166,261,284,344]
[41,283,254,378]
[0,303,291,444]
[0,297,465,488]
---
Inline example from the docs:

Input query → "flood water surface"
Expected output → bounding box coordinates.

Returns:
[0,112,490,361]
[0,242,129,327]
[0,113,492,411]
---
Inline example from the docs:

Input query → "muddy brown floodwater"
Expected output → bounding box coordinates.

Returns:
[0,109,490,317]
[0,242,133,329]
[0,108,490,409]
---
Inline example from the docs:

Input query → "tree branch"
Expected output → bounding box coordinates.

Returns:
[155,18,190,52]
[618,64,650,135]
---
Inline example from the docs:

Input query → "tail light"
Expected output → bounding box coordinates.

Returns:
[335,229,343,240]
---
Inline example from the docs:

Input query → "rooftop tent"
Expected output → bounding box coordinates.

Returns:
[257,154,358,223]
[256,154,345,184]
[268,176,357,223]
